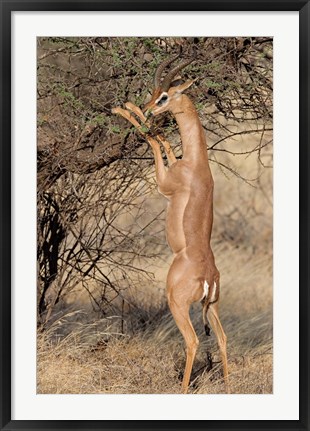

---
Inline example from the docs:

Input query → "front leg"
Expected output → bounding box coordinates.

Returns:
[156,135,177,166]
[125,102,177,167]
[112,105,168,186]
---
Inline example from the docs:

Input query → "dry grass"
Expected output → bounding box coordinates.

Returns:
[37,241,272,395]
[37,275,272,395]
[37,131,273,395]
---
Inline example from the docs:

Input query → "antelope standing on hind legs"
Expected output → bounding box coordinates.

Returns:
[112,53,229,394]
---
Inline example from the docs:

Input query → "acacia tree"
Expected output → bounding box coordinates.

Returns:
[37,37,272,326]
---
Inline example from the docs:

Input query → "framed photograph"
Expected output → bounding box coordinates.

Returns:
[1,0,308,430]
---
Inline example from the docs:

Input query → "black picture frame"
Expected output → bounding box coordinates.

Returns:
[1,1,309,430]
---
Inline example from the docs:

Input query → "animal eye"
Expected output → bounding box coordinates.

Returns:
[157,94,168,106]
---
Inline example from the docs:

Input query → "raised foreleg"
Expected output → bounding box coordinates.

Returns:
[124,102,177,166]
[156,135,177,166]
[112,106,167,186]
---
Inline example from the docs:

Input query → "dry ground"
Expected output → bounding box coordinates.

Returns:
[37,130,273,395]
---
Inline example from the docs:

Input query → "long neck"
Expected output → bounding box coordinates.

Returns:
[171,95,208,163]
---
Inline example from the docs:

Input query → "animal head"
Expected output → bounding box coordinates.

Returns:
[143,53,196,116]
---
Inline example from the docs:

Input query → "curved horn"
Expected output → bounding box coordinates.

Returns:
[153,53,180,88]
[161,56,196,92]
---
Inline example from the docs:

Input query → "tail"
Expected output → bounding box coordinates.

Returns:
[202,298,211,336]
[201,279,220,336]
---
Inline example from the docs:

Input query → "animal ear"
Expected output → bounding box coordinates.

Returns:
[170,78,197,94]
[170,78,184,87]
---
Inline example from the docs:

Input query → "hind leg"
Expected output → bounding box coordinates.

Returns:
[166,256,204,393]
[167,274,203,393]
[168,297,199,394]
[207,302,229,393]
